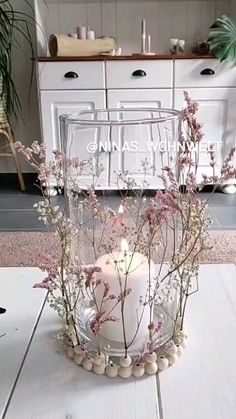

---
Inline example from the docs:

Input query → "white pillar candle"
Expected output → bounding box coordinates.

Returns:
[69,29,77,39]
[94,240,155,343]
[141,34,146,54]
[87,30,95,40]
[78,26,87,40]
[116,47,122,56]
[141,19,146,53]
[141,18,146,36]
[148,34,151,53]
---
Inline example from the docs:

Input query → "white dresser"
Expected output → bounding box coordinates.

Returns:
[36,57,236,188]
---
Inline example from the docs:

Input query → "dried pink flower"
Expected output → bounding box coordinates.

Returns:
[117,288,132,302]
[90,310,118,335]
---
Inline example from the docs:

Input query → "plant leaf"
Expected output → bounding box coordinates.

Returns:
[208,15,236,63]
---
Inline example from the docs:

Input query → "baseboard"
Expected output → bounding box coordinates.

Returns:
[0,173,218,195]
[0,173,40,193]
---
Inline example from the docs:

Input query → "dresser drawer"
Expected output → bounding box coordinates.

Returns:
[106,60,173,89]
[175,59,236,88]
[38,61,105,90]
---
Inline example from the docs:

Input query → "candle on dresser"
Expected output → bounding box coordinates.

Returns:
[94,240,155,343]
[141,18,146,53]
[148,34,151,53]
[78,26,86,40]
[141,18,146,36]
[87,30,95,40]
[69,28,78,39]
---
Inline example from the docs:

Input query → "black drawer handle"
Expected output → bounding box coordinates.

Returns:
[64,71,78,78]
[200,68,215,76]
[132,69,147,77]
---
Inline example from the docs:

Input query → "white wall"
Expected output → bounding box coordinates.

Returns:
[42,0,234,55]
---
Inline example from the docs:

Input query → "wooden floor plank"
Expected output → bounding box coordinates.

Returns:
[159,264,236,419]
[0,268,46,418]
[5,289,159,419]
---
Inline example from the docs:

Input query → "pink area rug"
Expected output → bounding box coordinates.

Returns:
[0,231,236,267]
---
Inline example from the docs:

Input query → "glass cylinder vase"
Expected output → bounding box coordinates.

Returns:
[60,108,182,359]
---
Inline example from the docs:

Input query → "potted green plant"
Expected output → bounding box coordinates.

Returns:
[0,0,35,122]
[208,14,236,63]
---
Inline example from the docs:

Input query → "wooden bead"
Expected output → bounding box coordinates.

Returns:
[94,353,105,366]
[167,344,178,355]
[145,352,157,363]
[74,344,83,355]
[70,335,78,346]
[132,364,145,378]
[74,354,84,365]
[182,328,188,338]
[180,339,187,349]
[93,363,106,375]
[174,334,182,344]
[145,362,158,375]
[157,357,169,370]
[119,355,132,367]
[178,331,186,340]
[119,366,132,379]
[67,346,75,359]
[176,317,183,329]
[82,357,93,371]
[166,353,178,365]
[177,344,184,356]
[105,364,118,378]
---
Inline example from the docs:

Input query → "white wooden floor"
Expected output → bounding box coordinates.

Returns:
[1,265,236,419]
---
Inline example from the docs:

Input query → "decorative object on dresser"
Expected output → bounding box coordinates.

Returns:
[169,39,185,55]
[177,40,185,54]
[191,40,210,55]
[16,94,236,379]
[141,18,146,54]
[49,35,117,57]
[133,18,155,56]
[77,26,87,40]
[169,39,179,55]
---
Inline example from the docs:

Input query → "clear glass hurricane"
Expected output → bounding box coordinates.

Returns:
[60,108,182,357]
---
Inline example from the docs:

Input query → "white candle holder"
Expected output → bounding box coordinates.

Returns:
[133,19,155,56]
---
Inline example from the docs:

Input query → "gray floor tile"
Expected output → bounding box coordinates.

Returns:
[0,210,52,232]
[0,193,64,210]
[208,225,236,231]
[210,207,236,228]
[0,189,235,231]
[198,192,236,207]
[208,213,221,228]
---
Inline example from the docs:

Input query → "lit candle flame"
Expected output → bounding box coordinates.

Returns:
[118,204,124,215]
[120,238,129,253]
